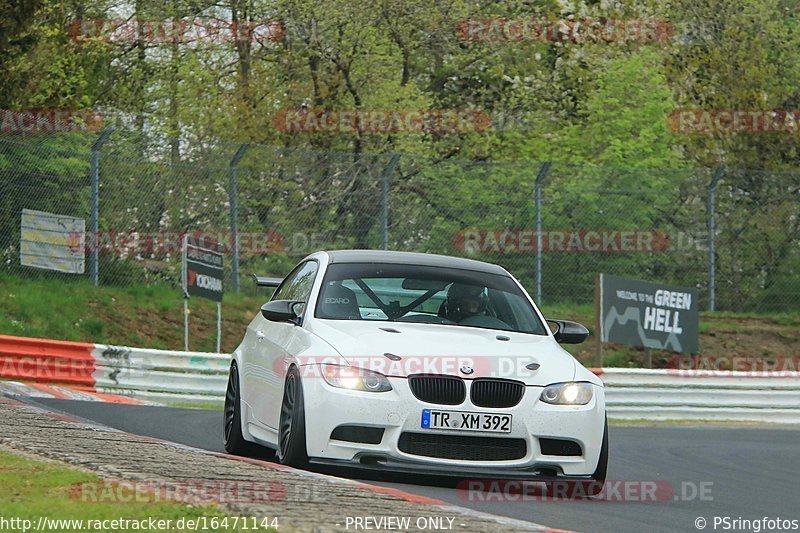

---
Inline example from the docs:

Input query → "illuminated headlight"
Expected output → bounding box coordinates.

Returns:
[540,382,593,405]
[321,365,392,392]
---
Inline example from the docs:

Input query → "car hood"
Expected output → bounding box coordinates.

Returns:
[307,320,581,386]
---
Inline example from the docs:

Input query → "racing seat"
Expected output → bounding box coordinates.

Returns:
[317,283,361,320]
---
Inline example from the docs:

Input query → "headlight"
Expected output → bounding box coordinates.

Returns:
[321,365,392,392]
[540,382,593,405]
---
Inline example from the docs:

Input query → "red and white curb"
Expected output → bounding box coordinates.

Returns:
[0,380,148,404]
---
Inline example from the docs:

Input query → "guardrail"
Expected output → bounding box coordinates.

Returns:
[0,334,229,407]
[0,335,96,386]
[595,368,800,424]
[92,344,229,406]
[2,334,799,421]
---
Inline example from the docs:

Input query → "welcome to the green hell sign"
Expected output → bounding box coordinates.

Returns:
[600,274,699,353]
[644,289,693,334]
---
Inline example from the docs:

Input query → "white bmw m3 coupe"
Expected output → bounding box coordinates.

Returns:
[224,250,607,492]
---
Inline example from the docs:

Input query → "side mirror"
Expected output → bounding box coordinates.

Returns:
[261,300,303,324]
[548,319,589,344]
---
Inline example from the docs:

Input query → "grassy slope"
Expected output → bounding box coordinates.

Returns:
[0,275,797,366]
[0,274,265,353]
[0,448,265,532]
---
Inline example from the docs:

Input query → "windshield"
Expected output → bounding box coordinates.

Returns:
[314,262,547,335]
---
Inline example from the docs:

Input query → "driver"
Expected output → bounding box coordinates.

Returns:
[442,283,488,322]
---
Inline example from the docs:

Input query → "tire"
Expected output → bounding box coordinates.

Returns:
[276,366,309,467]
[223,362,260,456]
[586,416,609,497]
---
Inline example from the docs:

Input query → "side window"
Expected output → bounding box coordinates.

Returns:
[271,261,319,310]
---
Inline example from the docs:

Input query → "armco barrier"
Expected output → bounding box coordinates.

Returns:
[2,334,800,420]
[595,368,800,424]
[0,334,229,406]
[0,335,95,386]
[91,343,229,405]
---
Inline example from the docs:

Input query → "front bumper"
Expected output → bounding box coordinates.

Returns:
[308,456,595,480]
[301,372,606,477]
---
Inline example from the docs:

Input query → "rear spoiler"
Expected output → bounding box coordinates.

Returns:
[251,274,283,288]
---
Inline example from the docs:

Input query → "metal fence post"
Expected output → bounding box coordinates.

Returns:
[380,154,401,250]
[229,143,250,293]
[89,127,114,287]
[534,161,551,303]
[707,167,723,312]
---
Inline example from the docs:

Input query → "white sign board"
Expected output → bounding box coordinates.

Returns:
[20,209,85,274]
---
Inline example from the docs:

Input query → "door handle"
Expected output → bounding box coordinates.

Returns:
[256,330,265,341]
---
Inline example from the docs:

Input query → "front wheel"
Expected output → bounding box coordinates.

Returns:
[223,362,260,455]
[587,416,609,496]
[276,366,309,467]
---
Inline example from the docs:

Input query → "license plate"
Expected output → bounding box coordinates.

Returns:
[421,409,512,433]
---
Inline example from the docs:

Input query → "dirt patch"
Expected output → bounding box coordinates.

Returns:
[558,312,799,368]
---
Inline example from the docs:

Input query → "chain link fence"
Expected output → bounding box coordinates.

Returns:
[1,130,798,312]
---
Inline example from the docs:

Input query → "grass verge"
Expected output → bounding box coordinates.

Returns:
[0,447,272,532]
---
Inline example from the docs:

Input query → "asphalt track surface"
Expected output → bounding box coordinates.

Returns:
[25,398,800,533]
